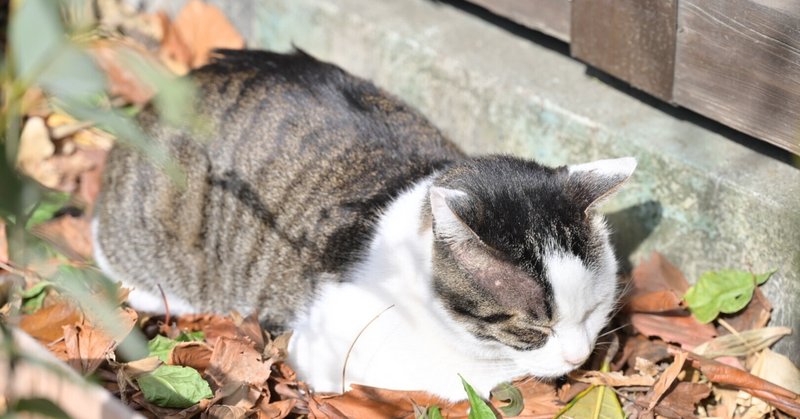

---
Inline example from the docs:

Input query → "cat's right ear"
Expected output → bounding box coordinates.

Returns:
[567,157,637,212]
[429,187,477,243]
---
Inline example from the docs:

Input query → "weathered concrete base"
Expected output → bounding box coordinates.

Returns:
[130,0,800,360]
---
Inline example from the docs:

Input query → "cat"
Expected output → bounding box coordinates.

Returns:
[92,49,635,401]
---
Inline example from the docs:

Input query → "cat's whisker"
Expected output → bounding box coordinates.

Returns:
[597,322,630,338]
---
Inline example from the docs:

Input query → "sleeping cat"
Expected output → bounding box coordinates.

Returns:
[92,50,635,401]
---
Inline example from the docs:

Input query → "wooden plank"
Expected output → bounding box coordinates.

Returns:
[674,0,800,155]
[466,0,570,42]
[571,0,677,101]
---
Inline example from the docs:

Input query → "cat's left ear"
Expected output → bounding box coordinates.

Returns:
[567,157,637,212]
[429,186,478,243]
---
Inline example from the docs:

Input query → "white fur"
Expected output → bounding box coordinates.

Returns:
[288,178,620,401]
[569,157,637,178]
[91,217,198,315]
[429,186,472,243]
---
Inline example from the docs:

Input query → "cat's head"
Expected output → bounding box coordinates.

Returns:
[429,155,635,377]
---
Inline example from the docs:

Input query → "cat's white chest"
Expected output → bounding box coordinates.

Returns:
[287,178,517,400]
[287,275,505,401]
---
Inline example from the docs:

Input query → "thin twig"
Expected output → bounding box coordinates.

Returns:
[341,304,395,394]
[156,283,171,327]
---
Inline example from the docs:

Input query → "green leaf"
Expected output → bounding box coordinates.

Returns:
[459,375,496,419]
[147,335,178,362]
[491,382,523,417]
[26,192,71,229]
[9,0,65,80]
[175,330,205,342]
[427,406,444,419]
[684,269,775,323]
[136,365,213,408]
[21,281,55,313]
[39,45,105,100]
[555,384,624,419]
[12,397,72,419]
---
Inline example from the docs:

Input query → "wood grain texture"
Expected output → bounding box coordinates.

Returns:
[571,0,677,101]
[674,0,800,155]
[466,0,570,42]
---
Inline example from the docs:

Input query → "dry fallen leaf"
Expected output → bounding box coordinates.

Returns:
[20,300,82,343]
[637,382,711,419]
[207,337,272,387]
[17,116,57,187]
[718,287,772,334]
[257,398,297,419]
[64,322,117,375]
[32,214,94,261]
[627,252,689,313]
[170,0,245,68]
[309,384,468,419]
[631,312,717,349]
[647,350,687,411]
[0,220,8,264]
[90,41,157,105]
[687,350,800,417]
[168,341,213,373]
[571,370,656,387]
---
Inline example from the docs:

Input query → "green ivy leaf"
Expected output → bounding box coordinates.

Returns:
[147,335,178,362]
[20,281,55,313]
[136,365,213,408]
[427,405,444,419]
[491,382,523,417]
[175,330,205,342]
[555,384,624,419]
[9,0,64,81]
[684,269,775,323]
[26,192,71,229]
[459,375,496,419]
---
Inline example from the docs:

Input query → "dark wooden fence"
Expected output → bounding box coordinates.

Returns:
[467,0,800,155]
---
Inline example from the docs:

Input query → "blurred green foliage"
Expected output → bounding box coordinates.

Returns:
[2,0,196,415]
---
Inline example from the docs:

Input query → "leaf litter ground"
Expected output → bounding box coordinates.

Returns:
[2,1,800,418]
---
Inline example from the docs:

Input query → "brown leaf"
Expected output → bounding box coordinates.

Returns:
[234,312,265,351]
[157,11,192,75]
[17,116,57,187]
[309,384,469,419]
[257,399,297,419]
[510,378,563,418]
[63,323,116,375]
[647,350,687,410]
[571,370,656,387]
[0,220,8,264]
[207,337,272,387]
[90,41,157,105]
[177,313,241,347]
[32,214,93,261]
[170,0,245,68]
[168,341,213,372]
[265,331,292,363]
[718,287,772,333]
[631,313,717,349]
[20,300,82,342]
[63,307,138,375]
[686,351,800,417]
[207,405,249,419]
[618,335,671,371]
[637,382,711,419]
[627,252,689,313]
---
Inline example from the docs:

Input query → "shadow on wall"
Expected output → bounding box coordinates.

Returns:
[605,200,663,273]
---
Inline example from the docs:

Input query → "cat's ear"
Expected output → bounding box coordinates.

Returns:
[567,157,636,212]
[429,186,477,242]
